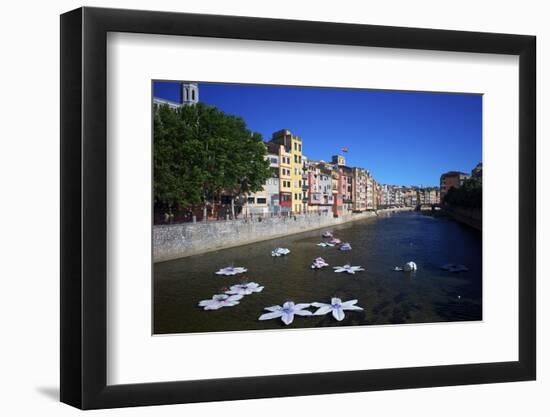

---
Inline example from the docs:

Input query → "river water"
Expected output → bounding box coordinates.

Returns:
[154,211,482,334]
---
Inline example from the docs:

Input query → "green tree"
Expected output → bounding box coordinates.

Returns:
[444,177,482,208]
[154,103,271,218]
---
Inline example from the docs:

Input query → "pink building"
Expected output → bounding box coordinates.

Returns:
[341,166,354,213]
[307,164,322,211]
[331,168,343,217]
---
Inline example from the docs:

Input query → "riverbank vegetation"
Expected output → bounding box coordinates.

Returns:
[444,177,482,208]
[153,103,272,220]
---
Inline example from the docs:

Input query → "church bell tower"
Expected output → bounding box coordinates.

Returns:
[181,82,199,105]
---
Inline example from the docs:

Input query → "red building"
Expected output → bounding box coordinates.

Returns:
[440,171,469,203]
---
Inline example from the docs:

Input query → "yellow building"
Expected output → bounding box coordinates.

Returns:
[269,129,304,213]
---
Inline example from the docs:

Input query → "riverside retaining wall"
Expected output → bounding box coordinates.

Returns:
[444,206,482,231]
[153,207,412,262]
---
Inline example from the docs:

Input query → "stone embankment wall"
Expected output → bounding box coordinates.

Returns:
[154,207,412,262]
[444,206,482,231]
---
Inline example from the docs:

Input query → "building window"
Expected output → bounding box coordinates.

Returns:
[299,144,302,152]
[247,197,255,204]
[256,198,267,204]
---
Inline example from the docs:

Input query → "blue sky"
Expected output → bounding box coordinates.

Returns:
[154,81,482,187]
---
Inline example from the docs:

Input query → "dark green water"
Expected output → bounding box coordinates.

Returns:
[154,211,482,334]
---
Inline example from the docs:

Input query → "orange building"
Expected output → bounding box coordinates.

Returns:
[440,171,469,203]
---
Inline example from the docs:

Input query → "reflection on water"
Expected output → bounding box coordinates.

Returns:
[154,211,482,334]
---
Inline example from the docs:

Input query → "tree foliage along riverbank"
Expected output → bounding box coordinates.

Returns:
[153,103,272,217]
[444,177,482,208]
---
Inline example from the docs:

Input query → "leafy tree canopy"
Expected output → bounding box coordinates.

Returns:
[444,177,482,208]
[154,103,271,209]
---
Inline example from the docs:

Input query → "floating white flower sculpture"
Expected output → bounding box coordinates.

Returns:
[322,231,333,238]
[215,266,248,276]
[329,238,342,245]
[198,294,243,310]
[312,297,364,321]
[317,242,335,247]
[441,263,469,273]
[339,242,352,251]
[333,264,365,274]
[271,247,291,257]
[258,301,312,325]
[225,282,264,296]
[311,257,329,269]
[403,261,417,272]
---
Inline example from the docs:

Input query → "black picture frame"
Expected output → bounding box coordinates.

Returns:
[60,6,536,410]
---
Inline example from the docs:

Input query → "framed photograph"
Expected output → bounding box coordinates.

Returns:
[60,7,536,409]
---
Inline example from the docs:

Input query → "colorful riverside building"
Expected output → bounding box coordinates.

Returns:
[269,129,304,214]
[418,187,440,205]
[440,171,469,203]
[309,162,335,214]
[330,165,343,217]
[327,155,345,217]
[242,152,281,216]
[331,155,355,215]
[352,167,367,212]
[301,156,310,213]
[266,141,292,214]
[306,161,321,213]
[366,172,376,210]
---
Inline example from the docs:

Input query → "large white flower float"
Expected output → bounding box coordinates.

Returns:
[215,266,248,276]
[271,247,291,257]
[312,297,364,321]
[339,242,352,251]
[403,261,417,272]
[317,242,335,247]
[198,294,243,310]
[322,231,333,238]
[311,257,329,269]
[441,263,469,273]
[225,282,264,296]
[258,301,312,325]
[333,264,365,274]
[329,238,342,245]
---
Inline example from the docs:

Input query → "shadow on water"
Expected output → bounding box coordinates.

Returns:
[154,211,482,334]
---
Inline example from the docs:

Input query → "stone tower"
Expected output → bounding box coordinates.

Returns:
[181,82,199,105]
[332,155,346,166]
